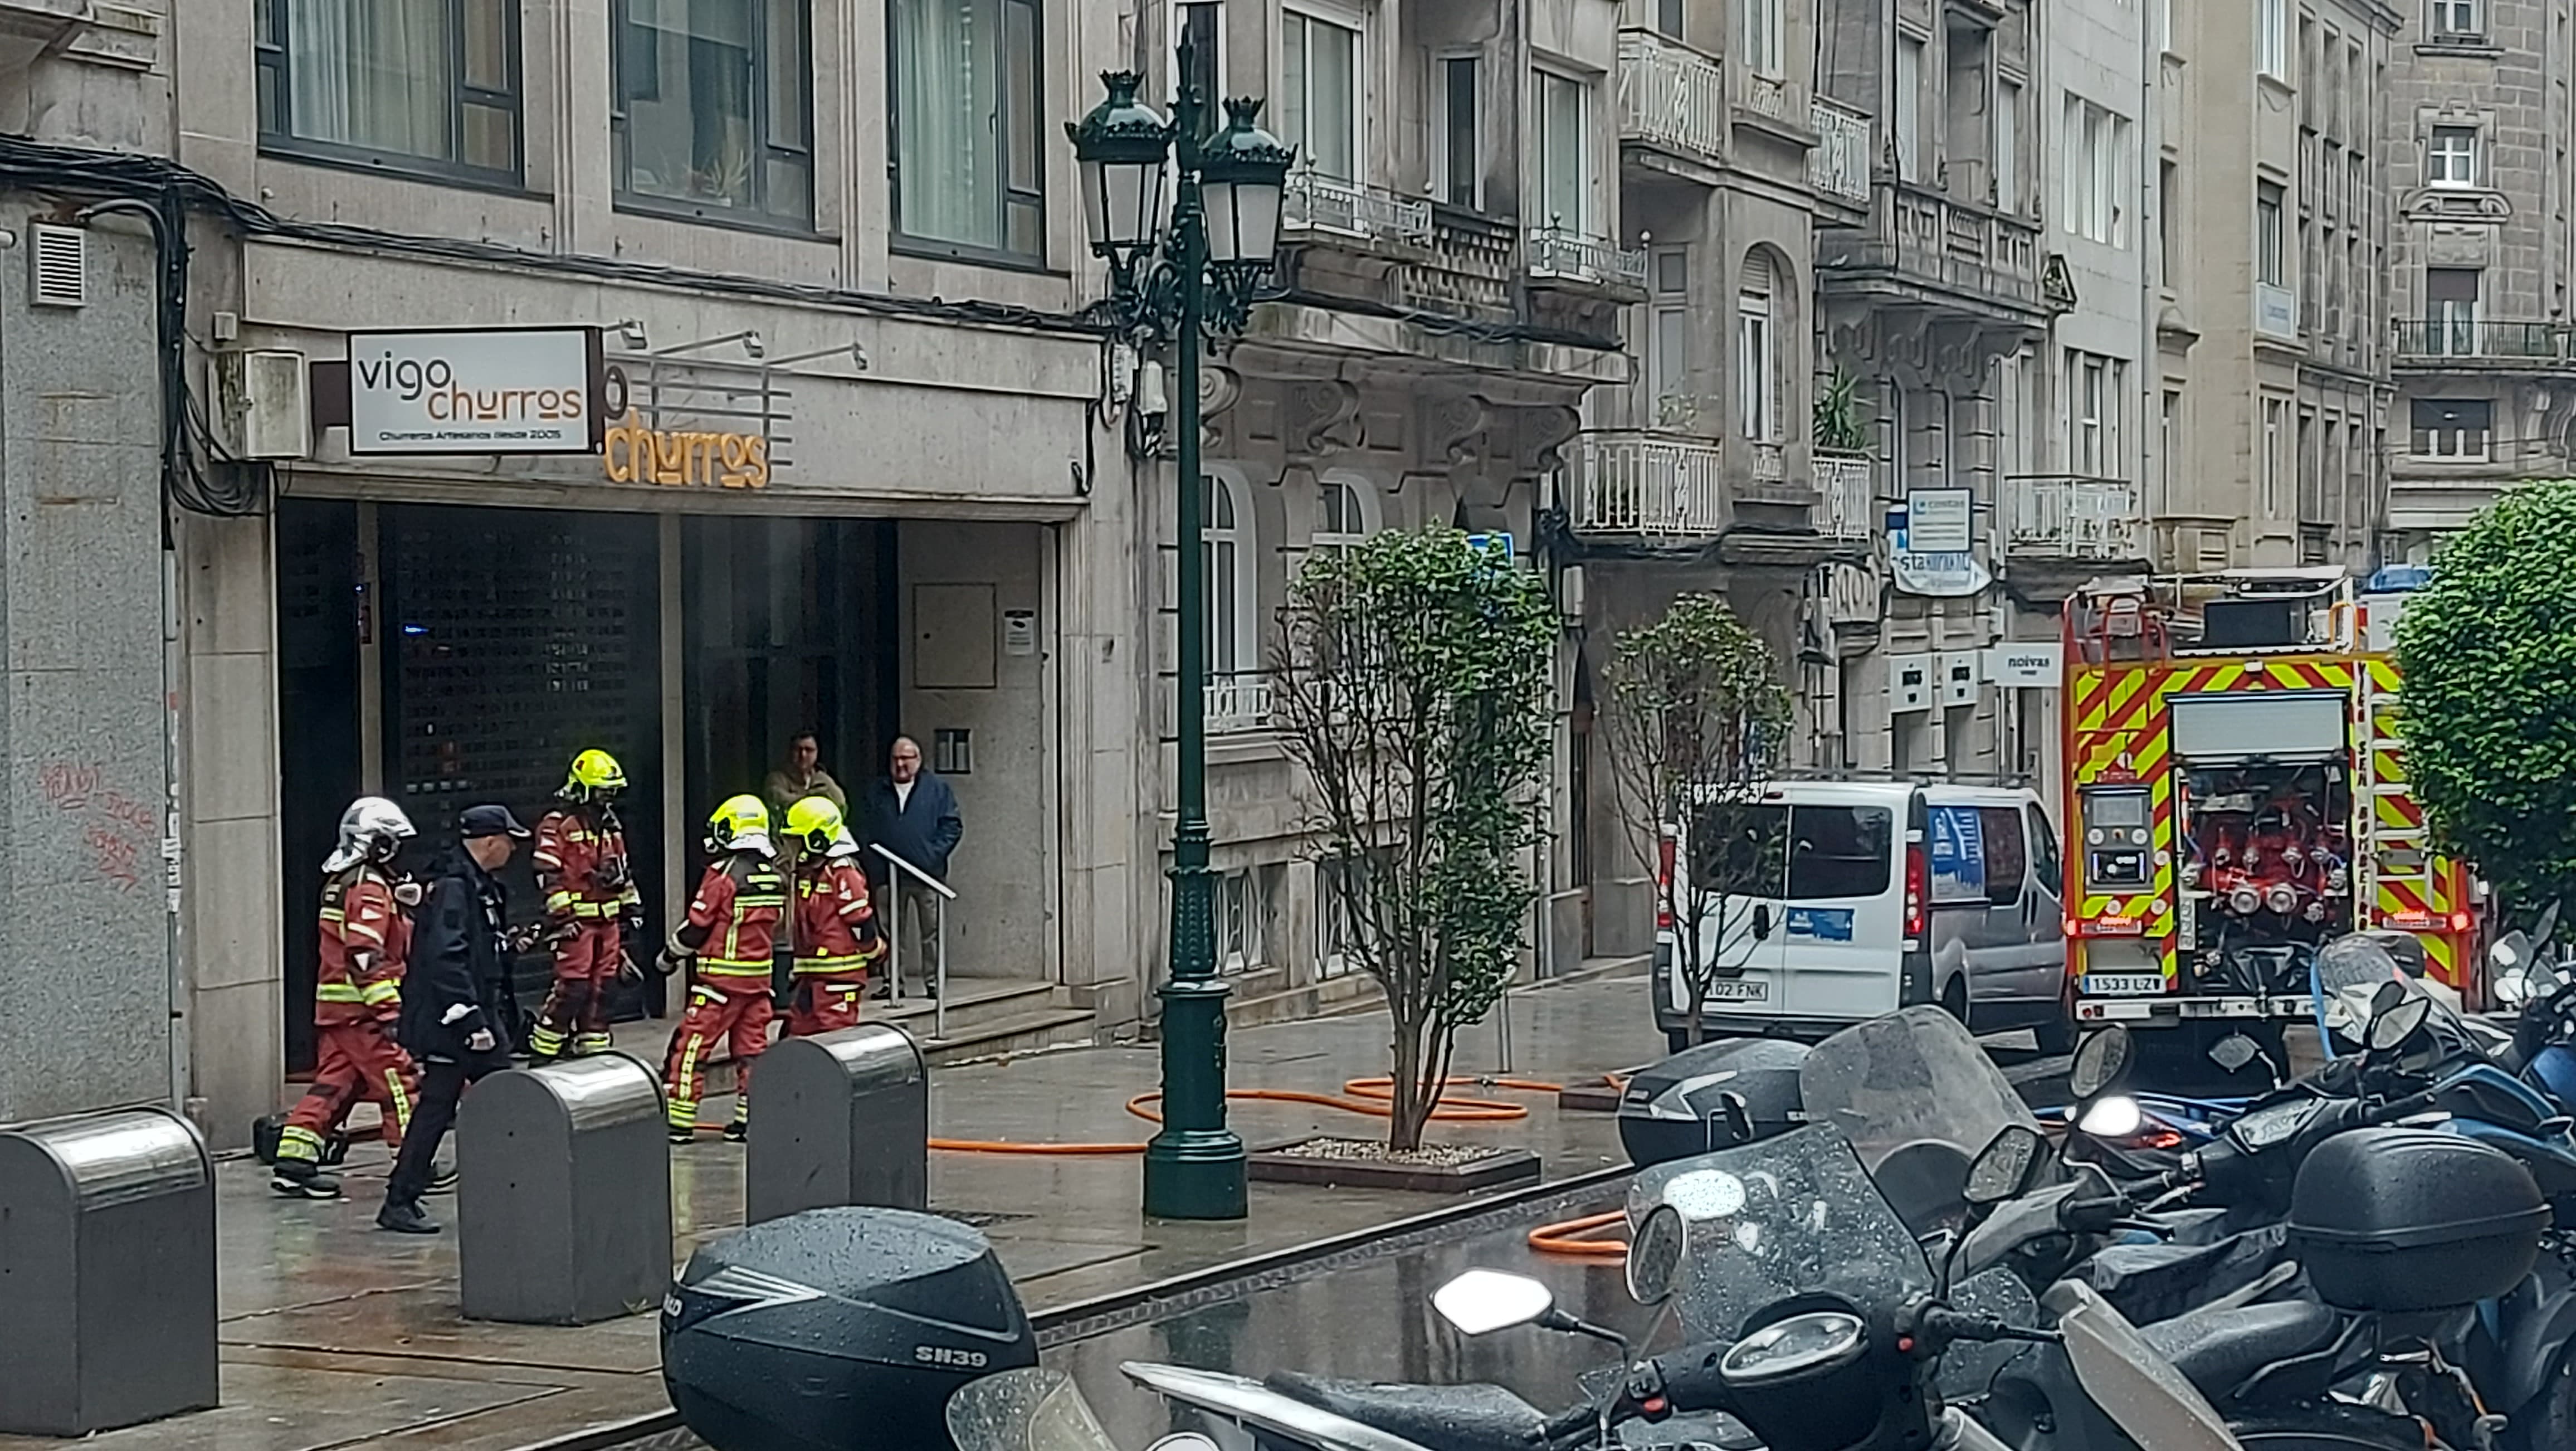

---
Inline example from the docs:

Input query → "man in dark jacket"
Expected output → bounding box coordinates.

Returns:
[379,804,530,1234]
[860,736,962,999]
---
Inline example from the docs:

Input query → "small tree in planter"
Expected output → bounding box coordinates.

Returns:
[1271,529,1559,1152]
[1601,593,1792,1051]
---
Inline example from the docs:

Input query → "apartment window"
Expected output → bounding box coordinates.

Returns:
[1996,348,2033,482]
[1743,0,1785,77]
[1738,254,1779,443]
[2427,267,2481,354]
[2262,397,2289,514]
[2411,398,2493,460]
[2159,161,2179,277]
[253,0,521,182]
[2257,183,2285,285]
[2066,352,2123,477]
[2428,125,2479,188]
[891,0,1045,261]
[1203,471,1253,677]
[1655,0,1685,40]
[2063,99,2130,245]
[2159,388,2180,514]
[1994,80,2020,213]
[1648,247,1691,423]
[1535,69,1590,231]
[611,0,812,227]
[1438,55,1480,208]
[1215,869,1267,973]
[1314,474,1374,550]
[1316,856,1365,977]
[1895,35,1925,183]
[1282,7,1362,183]
[2431,0,2482,40]
[2258,0,2289,80]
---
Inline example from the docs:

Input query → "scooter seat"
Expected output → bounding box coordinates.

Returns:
[1266,1371,1549,1451]
[2138,1298,2343,1398]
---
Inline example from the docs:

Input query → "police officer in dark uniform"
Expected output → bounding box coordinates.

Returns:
[379,804,530,1234]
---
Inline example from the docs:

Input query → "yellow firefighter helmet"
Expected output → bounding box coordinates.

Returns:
[563,748,628,801]
[707,794,771,850]
[785,795,845,856]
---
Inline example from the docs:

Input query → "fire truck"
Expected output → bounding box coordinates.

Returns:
[2060,568,2481,1045]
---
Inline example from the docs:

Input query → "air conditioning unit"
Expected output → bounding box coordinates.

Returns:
[214,349,311,460]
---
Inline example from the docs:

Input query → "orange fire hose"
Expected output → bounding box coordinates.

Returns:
[689,1072,1632,1156]
[1527,1210,1630,1260]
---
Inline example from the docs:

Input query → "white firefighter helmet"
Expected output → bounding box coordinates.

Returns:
[324,796,416,873]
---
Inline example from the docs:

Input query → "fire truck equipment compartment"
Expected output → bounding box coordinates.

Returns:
[2168,693,2348,763]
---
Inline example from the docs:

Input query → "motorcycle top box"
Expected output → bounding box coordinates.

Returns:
[1616,1036,1808,1166]
[663,1207,1038,1451]
[2287,1127,2549,1314]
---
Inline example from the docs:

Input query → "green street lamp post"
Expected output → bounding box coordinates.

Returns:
[1067,47,1294,1220]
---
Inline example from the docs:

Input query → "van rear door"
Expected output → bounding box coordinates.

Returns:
[1682,799,1789,1016]
[1776,799,1905,1018]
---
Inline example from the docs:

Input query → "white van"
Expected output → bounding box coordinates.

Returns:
[1652,780,2071,1053]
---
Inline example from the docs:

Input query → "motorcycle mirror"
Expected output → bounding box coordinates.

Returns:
[1627,1204,1690,1306]
[1718,1090,1756,1145]
[1433,1269,1557,1337]
[2208,1032,2264,1074]
[2369,978,2411,1019]
[2539,900,2562,952]
[2493,930,2534,973]
[1146,1438,1222,1451]
[2068,1025,2135,1099]
[2365,994,2434,1054]
[1964,1124,2047,1206]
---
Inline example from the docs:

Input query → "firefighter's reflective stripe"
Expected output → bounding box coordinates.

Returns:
[276,1124,328,1163]
[793,953,871,976]
[569,900,621,918]
[316,982,368,1004]
[360,979,401,1006]
[699,957,774,977]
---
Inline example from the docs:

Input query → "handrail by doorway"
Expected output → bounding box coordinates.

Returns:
[872,844,958,1040]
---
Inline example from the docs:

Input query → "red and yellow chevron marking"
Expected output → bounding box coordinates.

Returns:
[2373,793,2425,832]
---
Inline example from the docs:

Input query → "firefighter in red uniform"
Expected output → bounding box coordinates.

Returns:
[661,795,787,1143]
[275,797,423,1199]
[782,796,884,1036]
[530,748,643,1060]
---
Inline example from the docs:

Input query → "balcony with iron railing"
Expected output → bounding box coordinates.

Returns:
[1616,28,1728,167]
[1565,430,1727,537]
[1203,671,1274,734]
[2004,476,2146,564]
[2392,319,2573,367]
[1808,98,1872,207]
[1393,204,1520,323]
[1526,223,1650,298]
[1282,168,1434,244]
[1813,449,1877,542]
[1815,181,2043,316]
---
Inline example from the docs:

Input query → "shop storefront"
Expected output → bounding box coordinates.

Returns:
[174,261,1141,1142]
[275,499,901,1062]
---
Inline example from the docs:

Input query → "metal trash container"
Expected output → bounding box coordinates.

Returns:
[0,1107,218,1436]
[457,1053,671,1326]
[745,1024,929,1224]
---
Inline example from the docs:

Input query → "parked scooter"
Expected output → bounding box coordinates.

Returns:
[1122,1124,2237,1451]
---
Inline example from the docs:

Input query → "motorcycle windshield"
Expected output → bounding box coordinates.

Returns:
[944,1367,1123,1451]
[1796,1006,2040,1174]
[1642,1126,1935,1341]
[2312,933,2402,996]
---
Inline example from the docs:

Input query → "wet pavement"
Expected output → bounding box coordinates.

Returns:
[0,970,1668,1451]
